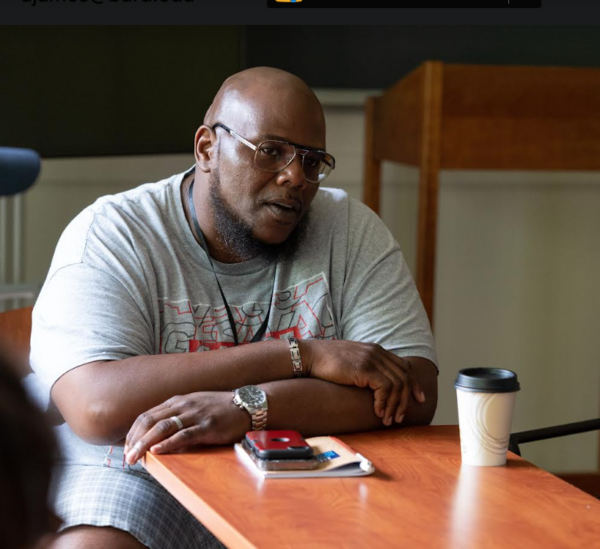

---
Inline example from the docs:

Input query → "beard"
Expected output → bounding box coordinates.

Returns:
[208,169,311,264]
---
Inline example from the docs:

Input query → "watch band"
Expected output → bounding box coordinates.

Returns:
[251,408,268,431]
[232,386,268,431]
[288,337,304,377]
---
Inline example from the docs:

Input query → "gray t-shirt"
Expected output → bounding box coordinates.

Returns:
[30,168,437,470]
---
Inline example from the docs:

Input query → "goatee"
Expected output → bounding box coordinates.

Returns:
[208,170,311,264]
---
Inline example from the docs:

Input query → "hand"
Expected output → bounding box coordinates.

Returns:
[124,392,250,465]
[302,340,426,426]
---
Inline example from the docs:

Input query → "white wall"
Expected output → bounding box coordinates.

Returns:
[9,91,599,473]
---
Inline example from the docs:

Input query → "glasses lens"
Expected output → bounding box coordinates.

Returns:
[303,151,335,183]
[254,141,295,173]
[254,140,335,184]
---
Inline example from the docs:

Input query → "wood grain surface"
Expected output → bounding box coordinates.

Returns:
[143,426,600,549]
[0,306,33,376]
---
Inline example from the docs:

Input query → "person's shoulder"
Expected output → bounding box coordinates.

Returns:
[314,186,349,203]
[49,171,184,274]
[66,170,184,234]
[88,171,182,219]
[311,187,350,219]
[313,187,382,225]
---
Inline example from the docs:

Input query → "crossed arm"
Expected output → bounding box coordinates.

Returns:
[51,338,438,464]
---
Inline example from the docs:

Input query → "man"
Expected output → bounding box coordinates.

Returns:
[31,67,438,549]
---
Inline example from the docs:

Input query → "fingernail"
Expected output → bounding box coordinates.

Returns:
[126,448,138,464]
[385,416,392,426]
[124,444,129,455]
[396,414,405,424]
[420,391,426,403]
[151,444,162,453]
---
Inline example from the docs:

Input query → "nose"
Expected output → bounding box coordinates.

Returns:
[276,153,308,190]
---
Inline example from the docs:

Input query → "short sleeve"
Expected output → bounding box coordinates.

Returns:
[340,199,438,370]
[30,263,154,396]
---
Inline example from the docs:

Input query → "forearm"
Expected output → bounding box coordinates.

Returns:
[55,336,438,444]
[54,338,296,443]
[120,355,439,465]
[261,357,438,435]
[261,379,381,436]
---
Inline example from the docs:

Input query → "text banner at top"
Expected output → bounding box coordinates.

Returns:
[267,0,541,7]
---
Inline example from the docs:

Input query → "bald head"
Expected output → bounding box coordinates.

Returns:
[188,67,330,264]
[205,67,326,149]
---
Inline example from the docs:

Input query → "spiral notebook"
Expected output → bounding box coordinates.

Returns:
[234,435,375,479]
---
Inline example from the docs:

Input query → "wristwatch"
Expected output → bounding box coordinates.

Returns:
[232,385,268,431]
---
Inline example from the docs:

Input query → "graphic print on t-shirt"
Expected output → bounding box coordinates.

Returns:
[159,273,336,353]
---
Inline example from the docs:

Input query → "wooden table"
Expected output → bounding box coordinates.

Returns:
[143,426,600,548]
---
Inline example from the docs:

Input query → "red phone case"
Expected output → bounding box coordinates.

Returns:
[245,430,314,460]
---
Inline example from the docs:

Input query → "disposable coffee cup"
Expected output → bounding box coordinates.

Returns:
[455,368,520,466]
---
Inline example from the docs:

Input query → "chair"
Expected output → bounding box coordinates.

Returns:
[363,61,600,326]
[0,305,33,377]
[510,420,600,499]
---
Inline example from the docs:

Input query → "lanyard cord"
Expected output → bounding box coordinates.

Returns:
[187,179,275,346]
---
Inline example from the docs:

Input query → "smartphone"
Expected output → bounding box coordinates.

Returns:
[245,430,314,460]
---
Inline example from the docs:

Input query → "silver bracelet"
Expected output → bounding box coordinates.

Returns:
[288,337,304,377]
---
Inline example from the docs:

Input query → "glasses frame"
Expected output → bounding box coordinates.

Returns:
[212,122,335,184]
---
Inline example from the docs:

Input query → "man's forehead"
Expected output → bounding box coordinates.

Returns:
[249,108,325,149]
[257,131,325,151]
[252,119,326,151]
[215,86,326,148]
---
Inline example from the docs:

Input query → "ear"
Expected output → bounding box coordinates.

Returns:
[194,125,215,173]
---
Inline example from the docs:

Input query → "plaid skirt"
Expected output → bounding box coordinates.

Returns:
[52,465,226,549]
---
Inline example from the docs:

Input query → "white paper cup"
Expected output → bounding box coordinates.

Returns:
[455,368,520,466]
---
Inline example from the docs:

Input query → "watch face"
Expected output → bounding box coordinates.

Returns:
[238,385,266,406]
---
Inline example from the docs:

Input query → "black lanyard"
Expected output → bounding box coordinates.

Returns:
[187,179,274,346]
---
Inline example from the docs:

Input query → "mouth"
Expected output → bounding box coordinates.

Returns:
[266,197,302,212]
[263,197,302,223]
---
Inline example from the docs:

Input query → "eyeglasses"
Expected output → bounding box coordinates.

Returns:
[212,123,335,184]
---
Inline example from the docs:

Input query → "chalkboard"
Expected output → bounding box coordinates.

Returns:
[0,26,241,157]
[3,26,599,157]
[245,26,600,89]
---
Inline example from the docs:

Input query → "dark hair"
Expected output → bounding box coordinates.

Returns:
[0,352,58,549]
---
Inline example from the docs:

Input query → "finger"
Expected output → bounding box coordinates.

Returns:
[384,354,425,407]
[354,351,402,423]
[411,381,426,404]
[395,357,425,404]
[372,386,389,419]
[126,415,183,465]
[371,356,408,425]
[395,375,410,423]
[125,398,176,451]
[126,411,160,456]
[406,367,426,405]
[367,362,401,426]
[386,353,414,378]
[368,373,392,419]
[379,367,403,426]
[150,425,207,455]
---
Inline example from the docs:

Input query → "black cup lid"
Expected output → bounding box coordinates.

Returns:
[455,368,520,393]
